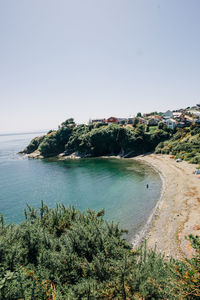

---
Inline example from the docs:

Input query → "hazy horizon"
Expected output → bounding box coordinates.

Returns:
[1,0,200,132]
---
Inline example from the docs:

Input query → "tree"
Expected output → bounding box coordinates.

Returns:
[133,117,139,127]
[61,118,75,127]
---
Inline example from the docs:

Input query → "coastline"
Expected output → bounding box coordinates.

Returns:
[131,158,165,251]
[24,151,200,259]
[133,154,200,259]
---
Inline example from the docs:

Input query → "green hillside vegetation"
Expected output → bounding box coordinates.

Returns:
[155,125,200,164]
[22,135,45,154]
[0,203,199,299]
[22,118,200,164]
[23,118,170,158]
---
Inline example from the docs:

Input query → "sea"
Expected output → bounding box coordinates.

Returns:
[0,132,162,241]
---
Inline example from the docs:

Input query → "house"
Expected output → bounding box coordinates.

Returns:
[137,117,147,124]
[148,115,162,120]
[166,118,177,130]
[118,118,128,124]
[127,118,133,124]
[163,110,173,119]
[91,119,106,124]
[188,110,200,117]
[173,112,182,119]
[177,122,186,128]
[154,115,163,120]
[106,117,119,124]
[147,118,159,126]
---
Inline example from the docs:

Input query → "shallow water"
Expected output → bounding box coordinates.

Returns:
[0,132,162,241]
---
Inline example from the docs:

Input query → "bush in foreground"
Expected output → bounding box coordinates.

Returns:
[0,203,199,299]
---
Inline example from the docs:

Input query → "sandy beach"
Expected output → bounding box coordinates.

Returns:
[134,154,200,259]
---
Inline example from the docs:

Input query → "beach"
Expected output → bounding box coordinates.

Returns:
[134,154,200,259]
[24,150,200,259]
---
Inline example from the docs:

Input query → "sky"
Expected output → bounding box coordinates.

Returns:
[0,0,200,132]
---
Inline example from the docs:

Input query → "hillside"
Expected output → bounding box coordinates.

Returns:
[155,124,200,164]
[22,118,170,158]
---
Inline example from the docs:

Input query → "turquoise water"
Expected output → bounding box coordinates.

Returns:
[0,133,162,241]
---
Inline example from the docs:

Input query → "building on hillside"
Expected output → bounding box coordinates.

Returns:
[147,118,159,126]
[143,113,151,117]
[166,118,177,130]
[189,110,200,117]
[127,118,133,124]
[173,112,182,119]
[137,117,147,124]
[91,119,106,124]
[177,119,192,128]
[148,115,162,120]
[118,118,128,124]
[177,122,186,128]
[163,110,173,119]
[173,112,187,122]
[106,117,119,124]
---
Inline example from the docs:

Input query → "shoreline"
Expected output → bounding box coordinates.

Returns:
[24,151,200,258]
[133,154,200,259]
[131,158,166,250]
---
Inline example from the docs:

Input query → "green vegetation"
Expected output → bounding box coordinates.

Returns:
[148,126,158,135]
[38,119,75,157]
[0,203,199,299]
[23,118,170,158]
[23,118,200,164]
[155,125,200,164]
[22,136,45,154]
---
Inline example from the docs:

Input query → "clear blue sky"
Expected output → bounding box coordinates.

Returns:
[0,0,200,132]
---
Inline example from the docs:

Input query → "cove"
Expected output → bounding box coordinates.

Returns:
[0,133,162,241]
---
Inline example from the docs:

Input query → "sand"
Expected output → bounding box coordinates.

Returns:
[134,154,200,259]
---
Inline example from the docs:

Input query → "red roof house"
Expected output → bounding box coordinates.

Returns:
[106,117,119,124]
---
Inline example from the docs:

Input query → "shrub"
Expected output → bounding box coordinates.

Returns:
[22,135,45,154]
[0,203,199,299]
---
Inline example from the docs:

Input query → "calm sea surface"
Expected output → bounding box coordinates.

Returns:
[0,132,162,241]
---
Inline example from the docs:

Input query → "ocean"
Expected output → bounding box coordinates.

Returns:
[0,132,162,241]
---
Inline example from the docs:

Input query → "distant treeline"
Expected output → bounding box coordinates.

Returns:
[22,118,171,158]
[0,203,199,299]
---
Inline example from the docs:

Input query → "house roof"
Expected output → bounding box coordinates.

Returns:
[166,118,176,123]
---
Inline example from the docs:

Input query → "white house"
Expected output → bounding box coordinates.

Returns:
[188,110,200,117]
[166,118,176,130]
[163,110,173,119]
